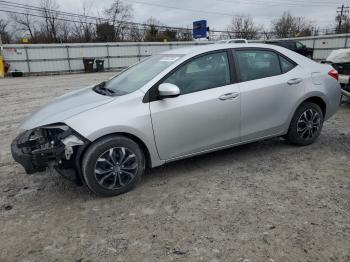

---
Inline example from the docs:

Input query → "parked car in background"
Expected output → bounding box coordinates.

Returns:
[12,44,340,197]
[217,39,248,44]
[266,40,314,58]
[322,48,350,98]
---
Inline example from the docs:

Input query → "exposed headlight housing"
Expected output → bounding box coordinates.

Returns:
[61,135,85,160]
[11,123,87,173]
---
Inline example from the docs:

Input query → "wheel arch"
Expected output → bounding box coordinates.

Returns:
[284,94,328,134]
[112,132,152,169]
[301,96,327,117]
[86,132,153,169]
[74,131,156,186]
[293,94,328,119]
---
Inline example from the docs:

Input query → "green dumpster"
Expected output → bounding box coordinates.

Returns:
[95,59,105,72]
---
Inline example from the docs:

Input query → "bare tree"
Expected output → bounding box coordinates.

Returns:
[10,13,38,41]
[143,17,162,41]
[261,27,273,40]
[177,27,192,41]
[40,0,61,42]
[335,13,350,33]
[226,16,260,40]
[60,20,73,43]
[129,25,144,42]
[72,1,96,42]
[104,0,133,41]
[0,18,11,44]
[272,12,313,38]
[96,23,116,42]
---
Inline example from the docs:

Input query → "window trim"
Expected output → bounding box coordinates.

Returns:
[296,41,304,49]
[143,49,238,103]
[231,47,297,83]
[279,54,296,74]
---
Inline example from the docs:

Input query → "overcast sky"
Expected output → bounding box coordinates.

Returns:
[10,0,347,30]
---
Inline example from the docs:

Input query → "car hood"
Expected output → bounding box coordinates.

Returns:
[20,86,114,130]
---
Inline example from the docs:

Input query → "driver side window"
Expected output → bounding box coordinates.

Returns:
[296,42,304,49]
[162,52,231,95]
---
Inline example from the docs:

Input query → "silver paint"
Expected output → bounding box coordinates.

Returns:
[20,44,341,168]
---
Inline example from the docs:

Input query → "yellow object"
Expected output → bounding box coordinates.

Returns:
[0,56,4,78]
[22,38,29,43]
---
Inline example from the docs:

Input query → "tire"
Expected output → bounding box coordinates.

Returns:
[82,135,145,197]
[287,102,324,146]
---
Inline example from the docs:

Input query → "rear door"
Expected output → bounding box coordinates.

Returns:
[233,48,306,141]
[149,51,241,160]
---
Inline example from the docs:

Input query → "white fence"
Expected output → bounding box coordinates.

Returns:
[2,33,350,75]
[297,33,350,61]
[0,42,210,75]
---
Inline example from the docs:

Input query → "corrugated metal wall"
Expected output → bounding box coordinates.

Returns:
[252,33,350,61]
[280,33,350,61]
[2,34,350,75]
[1,42,209,75]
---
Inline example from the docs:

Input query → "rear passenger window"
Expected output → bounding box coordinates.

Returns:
[280,56,296,73]
[236,50,282,81]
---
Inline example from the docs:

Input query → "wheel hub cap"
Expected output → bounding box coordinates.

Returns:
[306,121,313,129]
[94,147,138,190]
[297,108,321,140]
[113,166,121,173]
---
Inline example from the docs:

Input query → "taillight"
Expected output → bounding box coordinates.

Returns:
[328,69,339,81]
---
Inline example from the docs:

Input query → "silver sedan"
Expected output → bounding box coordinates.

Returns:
[11,44,341,196]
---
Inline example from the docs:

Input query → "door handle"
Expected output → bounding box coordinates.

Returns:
[287,78,303,85]
[219,92,239,100]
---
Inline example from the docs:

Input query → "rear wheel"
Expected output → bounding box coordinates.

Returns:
[287,102,324,146]
[82,135,145,197]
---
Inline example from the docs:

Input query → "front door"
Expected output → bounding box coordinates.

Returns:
[150,51,241,160]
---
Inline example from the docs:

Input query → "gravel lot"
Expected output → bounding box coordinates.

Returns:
[0,73,350,261]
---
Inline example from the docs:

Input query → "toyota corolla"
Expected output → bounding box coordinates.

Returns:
[11,44,341,197]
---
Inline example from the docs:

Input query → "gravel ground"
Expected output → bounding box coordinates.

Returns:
[0,73,350,262]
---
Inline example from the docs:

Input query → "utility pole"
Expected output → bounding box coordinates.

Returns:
[337,5,349,32]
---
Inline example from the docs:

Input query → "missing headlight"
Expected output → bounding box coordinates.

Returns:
[12,124,89,185]
[61,135,85,160]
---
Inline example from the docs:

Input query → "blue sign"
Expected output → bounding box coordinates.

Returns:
[193,20,207,39]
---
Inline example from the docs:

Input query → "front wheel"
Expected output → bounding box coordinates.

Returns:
[82,135,145,197]
[287,102,324,146]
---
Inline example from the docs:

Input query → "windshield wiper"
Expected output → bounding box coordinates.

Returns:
[93,81,115,96]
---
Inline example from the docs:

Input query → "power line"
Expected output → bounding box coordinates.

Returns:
[0,1,271,34]
[0,5,244,35]
[0,0,193,32]
[122,0,337,23]
[120,0,282,20]
[337,4,349,29]
[216,0,344,7]
[0,0,341,38]
[121,0,242,17]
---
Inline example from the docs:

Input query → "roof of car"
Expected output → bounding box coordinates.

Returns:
[266,40,296,43]
[162,43,285,55]
[161,43,318,68]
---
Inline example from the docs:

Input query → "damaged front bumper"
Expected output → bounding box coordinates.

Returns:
[11,124,89,185]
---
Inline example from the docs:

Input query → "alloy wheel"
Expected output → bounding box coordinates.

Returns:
[94,147,138,190]
[296,109,321,140]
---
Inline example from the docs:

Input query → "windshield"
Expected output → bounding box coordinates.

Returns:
[104,54,183,95]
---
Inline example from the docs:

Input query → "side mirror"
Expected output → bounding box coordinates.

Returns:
[158,83,180,99]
